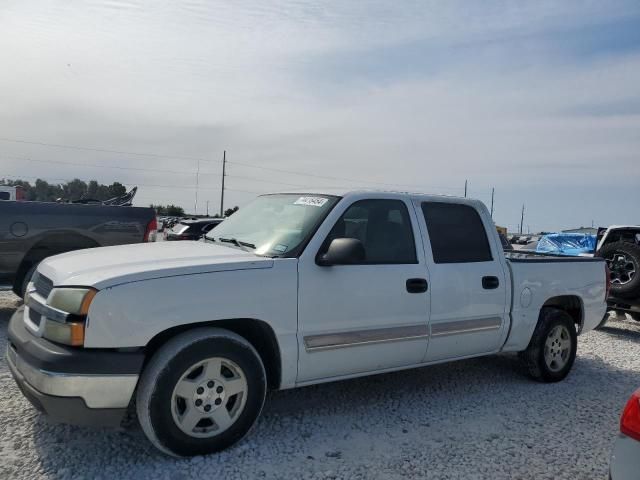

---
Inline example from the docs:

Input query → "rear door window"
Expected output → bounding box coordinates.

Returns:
[421,202,493,263]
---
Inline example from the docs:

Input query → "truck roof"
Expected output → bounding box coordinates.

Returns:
[271,189,485,208]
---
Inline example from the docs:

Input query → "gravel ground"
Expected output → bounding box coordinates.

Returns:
[1,291,639,480]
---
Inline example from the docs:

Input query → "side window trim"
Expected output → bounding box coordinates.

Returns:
[319,198,419,265]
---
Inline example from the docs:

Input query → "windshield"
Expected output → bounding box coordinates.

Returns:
[206,194,339,256]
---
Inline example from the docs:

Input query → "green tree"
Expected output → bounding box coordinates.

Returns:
[107,182,127,199]
[87,180,99,199]
[166,205,185,216]
[150,204,185,216]
[34,179,51,201]
[63,179,88,201]
[224,206,239,217]
[1,178,132,202]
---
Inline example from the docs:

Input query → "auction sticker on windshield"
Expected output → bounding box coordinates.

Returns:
[294,196,328,207]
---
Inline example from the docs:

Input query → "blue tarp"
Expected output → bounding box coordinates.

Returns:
[536,233,597,256]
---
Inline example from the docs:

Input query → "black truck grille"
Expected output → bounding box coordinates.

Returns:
[33,273,54,299]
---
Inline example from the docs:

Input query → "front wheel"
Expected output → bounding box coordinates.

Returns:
[136,328,267,457]
[519,308,577,382]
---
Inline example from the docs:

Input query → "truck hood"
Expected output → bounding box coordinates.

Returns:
[38,241,273,289]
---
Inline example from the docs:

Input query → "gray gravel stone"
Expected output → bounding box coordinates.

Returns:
[0,291,638,479]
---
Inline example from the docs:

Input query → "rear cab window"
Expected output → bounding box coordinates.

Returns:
[421,202,493,263]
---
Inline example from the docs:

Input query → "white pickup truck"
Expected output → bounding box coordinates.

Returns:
[7,190,608,456]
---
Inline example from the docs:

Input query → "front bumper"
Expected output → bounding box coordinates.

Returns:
[7,307,145,427]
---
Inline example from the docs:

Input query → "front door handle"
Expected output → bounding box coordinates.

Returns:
[406,278,428,293]
[482,276,500,289]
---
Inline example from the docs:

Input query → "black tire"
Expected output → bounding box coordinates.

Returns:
[136,328,267,457]
[18,262,40,298]
[598,241,640,299]
[519,308,578,382]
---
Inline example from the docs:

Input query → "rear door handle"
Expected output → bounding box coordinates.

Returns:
[482,276,500,289]
[406,278,428,293]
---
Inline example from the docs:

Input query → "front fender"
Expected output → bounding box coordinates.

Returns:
[84,259,299,388]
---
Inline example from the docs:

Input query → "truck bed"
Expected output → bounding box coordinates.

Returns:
[501,251,607,351]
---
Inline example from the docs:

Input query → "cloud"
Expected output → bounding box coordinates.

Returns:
[0,0,639,231]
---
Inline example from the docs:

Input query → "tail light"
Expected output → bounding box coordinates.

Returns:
[144,217,158,242]
[605,264,612,298]
[621,388,640,441]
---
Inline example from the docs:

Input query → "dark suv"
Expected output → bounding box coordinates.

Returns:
[164,218,223,241]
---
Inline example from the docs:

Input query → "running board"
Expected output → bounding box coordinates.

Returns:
[0,284,13,292]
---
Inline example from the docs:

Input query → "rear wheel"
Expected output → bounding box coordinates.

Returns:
[136,328,267,457]
[520,308,577,382]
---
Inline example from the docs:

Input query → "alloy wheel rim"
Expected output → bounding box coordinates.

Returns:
[544,325,571,372]
[606,252,636,286]
[171,357,248,438]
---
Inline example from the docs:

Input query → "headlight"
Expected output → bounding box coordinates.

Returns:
[43,287,97,346]
[48,287,98,316]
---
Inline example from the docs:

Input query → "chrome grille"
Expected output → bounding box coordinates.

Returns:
[33,273,54,299]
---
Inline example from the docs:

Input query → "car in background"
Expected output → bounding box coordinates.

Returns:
[610,388,640,479]
[517,235,532,245]
[499,233,513,251]
[0,200,156,297]
[164,218,223,241]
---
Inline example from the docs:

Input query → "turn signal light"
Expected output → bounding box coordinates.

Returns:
[620,388,640,442]
[43,319,85,346]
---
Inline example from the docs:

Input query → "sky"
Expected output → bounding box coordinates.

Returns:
[0,0,639,232]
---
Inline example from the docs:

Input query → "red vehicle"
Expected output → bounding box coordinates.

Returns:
[610,388,640,479]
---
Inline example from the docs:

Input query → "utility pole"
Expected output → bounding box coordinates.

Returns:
[206,200,209,217]
[490,188,495,218]
[194,160,200,215]
[520,204,525,234]
[464,180,468,198]
[219,150,226,217]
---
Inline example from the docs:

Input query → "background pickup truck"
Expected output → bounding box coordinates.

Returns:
[6,190,607,457]
[0,200,157,297]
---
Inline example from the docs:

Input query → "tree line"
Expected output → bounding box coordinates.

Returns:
[1,178,127,202]
[150,205,239,218]
[1,177,240,217]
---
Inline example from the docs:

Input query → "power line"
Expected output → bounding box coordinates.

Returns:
[3,155,209,176]
[2,135,461,192]
[0,137,214,162]
[0,172,219,191]
[228,160,461,192]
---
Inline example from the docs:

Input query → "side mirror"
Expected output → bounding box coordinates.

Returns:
[317,238,365,266]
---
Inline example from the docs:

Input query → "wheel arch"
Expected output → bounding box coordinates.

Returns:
[144,318,282,390]
[541,295,584,333]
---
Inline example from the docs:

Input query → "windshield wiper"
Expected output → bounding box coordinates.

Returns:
[216,236,256,251]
